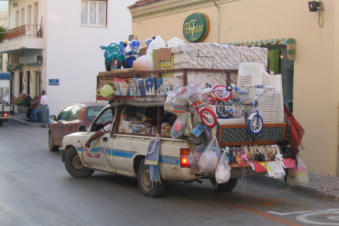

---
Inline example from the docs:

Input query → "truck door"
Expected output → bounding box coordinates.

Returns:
[82,107,115,172]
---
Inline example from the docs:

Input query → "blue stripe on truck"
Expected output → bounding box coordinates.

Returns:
[76,146,179,165]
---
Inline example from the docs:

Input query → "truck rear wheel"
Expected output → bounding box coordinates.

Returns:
[65,147,94,178]
[0,120,3,126]
[137,159,165,197]
[216,178,238,192]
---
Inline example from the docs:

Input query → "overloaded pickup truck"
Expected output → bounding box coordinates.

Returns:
[0,73,14,126]
[61,68,298,197]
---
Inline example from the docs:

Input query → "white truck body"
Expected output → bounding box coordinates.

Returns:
[0,73,13,124]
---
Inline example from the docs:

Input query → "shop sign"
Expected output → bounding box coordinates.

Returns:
[183,13,210,43]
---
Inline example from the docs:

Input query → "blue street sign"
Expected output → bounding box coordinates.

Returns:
[48,79,60,86]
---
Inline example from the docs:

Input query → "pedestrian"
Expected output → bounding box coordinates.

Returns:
[40,90,49,128]
[25,94,32,121]
[31,96,41,122]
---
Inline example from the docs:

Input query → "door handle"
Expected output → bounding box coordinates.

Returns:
[103,137,108,142]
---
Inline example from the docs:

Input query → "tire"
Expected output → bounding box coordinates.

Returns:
[137,159,165,197]
[65,147,94,178]
[48,132,59,152]
[247,112,264,135]
[216,178,238,192]
[0,120,3,126]
[200,107,217,128]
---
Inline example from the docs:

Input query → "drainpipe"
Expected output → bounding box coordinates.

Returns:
[213,0,221,43]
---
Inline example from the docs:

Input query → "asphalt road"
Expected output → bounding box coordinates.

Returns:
[0,120,338,226]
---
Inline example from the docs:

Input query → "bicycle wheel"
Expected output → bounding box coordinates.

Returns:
[200,107,217,128]
[212,85,232,101]
[247,111,264,135]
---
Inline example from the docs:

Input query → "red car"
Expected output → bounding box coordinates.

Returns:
[48,103,105,152]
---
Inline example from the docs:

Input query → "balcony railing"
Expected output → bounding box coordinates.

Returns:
[2,25,43,42]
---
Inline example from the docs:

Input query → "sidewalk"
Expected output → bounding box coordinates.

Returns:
[11,112,43,127]
[249,172,339,202]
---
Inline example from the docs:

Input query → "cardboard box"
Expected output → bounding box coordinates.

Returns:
[139,47,147,56]
[153,48,174,76]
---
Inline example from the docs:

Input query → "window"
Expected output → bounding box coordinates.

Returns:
[90,107,113,132]
[33,2,38,24]
[21,8,25,25]
[57,106,72,121]
[15,10,19,27]
[68,105,82,121]
[27,5,32,25]
[81,0,107,26]
[86,106,104,122]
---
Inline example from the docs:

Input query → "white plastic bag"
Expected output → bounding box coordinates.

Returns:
[132,55,153,71]
[146,35,166,56]
[287,155,309,186]
[170,114,187,138]
[198,137,220,174]
[215,151,231,184]
[167,37,186,48]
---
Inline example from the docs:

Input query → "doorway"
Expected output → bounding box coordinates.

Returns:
[27,71,31,96]
[19,71,23,93]
[35,71,41,97]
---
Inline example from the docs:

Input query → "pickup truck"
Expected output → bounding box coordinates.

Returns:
[61,99,294,197]
[0,73,14,126]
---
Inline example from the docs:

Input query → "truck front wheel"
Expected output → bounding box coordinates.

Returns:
[65,147,94,178]
[137,159,165,197]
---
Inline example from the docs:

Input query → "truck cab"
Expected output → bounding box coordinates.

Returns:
[0,73,14,126]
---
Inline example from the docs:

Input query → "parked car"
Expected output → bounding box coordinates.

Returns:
[49,103,105,152]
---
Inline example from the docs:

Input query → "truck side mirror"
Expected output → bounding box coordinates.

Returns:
[50,115,57,121]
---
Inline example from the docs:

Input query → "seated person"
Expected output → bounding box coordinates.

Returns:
[85,121,112,148]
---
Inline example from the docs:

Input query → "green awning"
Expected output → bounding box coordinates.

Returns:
[229,38,296,60]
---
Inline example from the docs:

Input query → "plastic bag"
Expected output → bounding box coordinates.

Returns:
[100,84,114,98]
[146,35,166,56]
[164,88,188,115]
[167,37,186,48]
[132,55,153,71]
[287,155,309,186]
[198,137,220,174]
[170,114,187,138]
[215,150,231,184]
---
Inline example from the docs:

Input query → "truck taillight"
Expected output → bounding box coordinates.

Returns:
[180,148,190,168]
[3,113,8,117]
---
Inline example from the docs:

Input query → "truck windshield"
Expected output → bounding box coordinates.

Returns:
[0,87,10,104]
[86,106,105,122]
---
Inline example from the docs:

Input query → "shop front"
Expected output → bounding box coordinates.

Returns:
[129,0,339,176]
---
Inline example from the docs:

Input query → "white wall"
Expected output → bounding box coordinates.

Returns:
[45,0,136,115]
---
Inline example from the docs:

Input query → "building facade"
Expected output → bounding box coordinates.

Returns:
[129,0,339,176]
[0,0,135,115]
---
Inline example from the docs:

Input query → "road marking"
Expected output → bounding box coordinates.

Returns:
[227,202,301,226]
[268,209,339,225]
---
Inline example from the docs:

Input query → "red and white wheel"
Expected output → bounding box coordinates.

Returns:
[199,107,217,128]
[212,85,232,101]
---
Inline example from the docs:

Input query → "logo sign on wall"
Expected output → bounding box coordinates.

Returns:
[183,13,210,43]
[48,79,59,86]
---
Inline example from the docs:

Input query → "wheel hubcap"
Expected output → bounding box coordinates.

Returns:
[142,168,152,191]
[72,155,83,170]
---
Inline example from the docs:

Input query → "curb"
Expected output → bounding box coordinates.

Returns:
[248,174,339,202]
[11,116,42,127]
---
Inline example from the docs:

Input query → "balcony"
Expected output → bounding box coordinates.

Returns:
[0,25,44,53]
